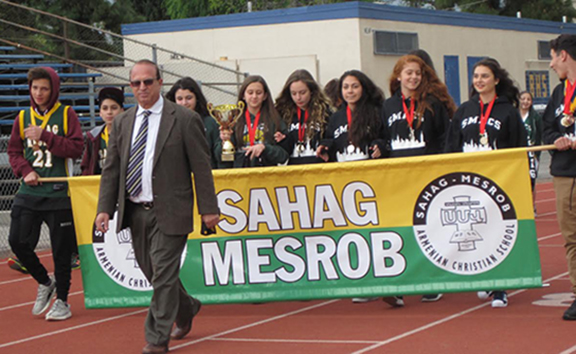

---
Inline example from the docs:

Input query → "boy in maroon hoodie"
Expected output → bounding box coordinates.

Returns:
[7,67,83,321]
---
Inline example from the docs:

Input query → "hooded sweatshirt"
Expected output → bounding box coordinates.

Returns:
[382,90,450,158]
[445,95,527,153]
[542,81,576,177]
[320,107,385,162]
[8,67,83,210]
[284,108,326,165]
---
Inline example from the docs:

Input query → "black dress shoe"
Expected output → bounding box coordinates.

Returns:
[563,299,576,320]
[142,343,168,354]
[171,298,202,340]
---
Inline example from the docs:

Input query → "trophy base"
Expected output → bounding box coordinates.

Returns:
[222,153,234,162]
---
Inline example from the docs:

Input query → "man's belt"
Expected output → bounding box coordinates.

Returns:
[128,200,154,210]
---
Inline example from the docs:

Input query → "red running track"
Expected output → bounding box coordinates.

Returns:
[0,182,574,354]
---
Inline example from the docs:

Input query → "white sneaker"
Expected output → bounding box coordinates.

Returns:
[421,294,443,302]
[477,291,493,300]
[491,291,508,308]
[45,299,71,321]
[32,275,56,315]
[383,296,405,307]
[352,297,379,303]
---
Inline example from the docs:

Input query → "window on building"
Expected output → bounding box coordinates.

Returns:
[538,40,551,60]
[525,70,550,104]
[373,31,418,55]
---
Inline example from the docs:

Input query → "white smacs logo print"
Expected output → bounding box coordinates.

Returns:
[413,173,517,275]
[92,211,187,291]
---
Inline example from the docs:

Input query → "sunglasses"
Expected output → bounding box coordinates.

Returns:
[130,79,155,87]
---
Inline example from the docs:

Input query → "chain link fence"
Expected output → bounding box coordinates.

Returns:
[0,0,246,259]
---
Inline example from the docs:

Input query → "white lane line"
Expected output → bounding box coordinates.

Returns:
[536,188,554,193]
[560,344,576,354]
[351,271,569,354]
[538,232,562,241]
[0,291,83,312]
[0,268,81,286]
[0,277,36,286]
[538,211,558,217]
[211,337,380,344]
[0,253,53,265]
[0,308,147,349]
[536,198,557,204]
[171,300,339,350]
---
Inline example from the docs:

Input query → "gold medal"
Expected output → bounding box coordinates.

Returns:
[561,114,575,127]
[479,134,489,146]
[32,141,40,151]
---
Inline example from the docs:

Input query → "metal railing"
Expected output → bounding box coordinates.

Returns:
[0,0,246,120]
[0,0,247,258]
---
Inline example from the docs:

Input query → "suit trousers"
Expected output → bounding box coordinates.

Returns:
[554,176,576,293]
[127,201,197,346]
[8,205,75,301]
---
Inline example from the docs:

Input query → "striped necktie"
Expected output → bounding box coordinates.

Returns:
[126,110,151,197]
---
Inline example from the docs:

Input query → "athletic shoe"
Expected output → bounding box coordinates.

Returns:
[352,297,379,303]
[421,294,443,302]
[32,275,56,315]
[477,291,493,300]
[491,291,508,308]
[382,296,404,307]
[45,299,71,321]
[71,253,81,270]
[7,257,28,274]
[563,299,576,320]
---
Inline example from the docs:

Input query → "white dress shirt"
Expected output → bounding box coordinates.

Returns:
[129,96,163,203]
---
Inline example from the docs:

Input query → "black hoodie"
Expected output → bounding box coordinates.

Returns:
[382,90,450,158]
[284,108,325,165]
[445,95,527,153]
[542,81,576,177]
[320,107,384,162]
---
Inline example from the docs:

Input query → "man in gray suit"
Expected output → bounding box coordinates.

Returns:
[95,59,220,354]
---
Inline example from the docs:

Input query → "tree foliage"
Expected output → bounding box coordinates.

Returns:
[432,0,576,21]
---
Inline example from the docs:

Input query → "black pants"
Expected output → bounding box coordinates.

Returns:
[8,205,75,302]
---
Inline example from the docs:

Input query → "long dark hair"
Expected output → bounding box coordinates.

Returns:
[339,70,384,147]
[165,77,209,117]
[470,58,519,107]
[275,69,331,140]
[236,75,281,145]
[389,55,456,127]
[324,78,341,109]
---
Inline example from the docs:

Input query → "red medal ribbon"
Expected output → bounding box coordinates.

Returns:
[297,108,309,143]
[246,109,261,146]
[401,94,415,129]
[564,80,576,115]
[479,96,496,135]
[346,105,352,129]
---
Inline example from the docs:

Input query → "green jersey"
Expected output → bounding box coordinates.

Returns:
[17,102,73,198]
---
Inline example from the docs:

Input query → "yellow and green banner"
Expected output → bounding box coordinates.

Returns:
[69,148,541,308]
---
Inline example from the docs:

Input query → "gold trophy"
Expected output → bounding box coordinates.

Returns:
[208,101,245,162]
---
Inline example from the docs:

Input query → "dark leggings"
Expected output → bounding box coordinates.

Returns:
[8,205,75,302]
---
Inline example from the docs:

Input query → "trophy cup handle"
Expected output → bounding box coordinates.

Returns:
[207,102,219,121]
[234,101,246,121]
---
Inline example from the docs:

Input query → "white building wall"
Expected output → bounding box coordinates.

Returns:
[127,19,363,100]
[359,18,556,99]
[124,12,563,105]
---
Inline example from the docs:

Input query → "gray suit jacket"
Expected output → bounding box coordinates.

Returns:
[97,99,219,235]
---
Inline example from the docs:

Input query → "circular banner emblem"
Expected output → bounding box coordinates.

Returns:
[413,172,517,275]
[92,211,187,291]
